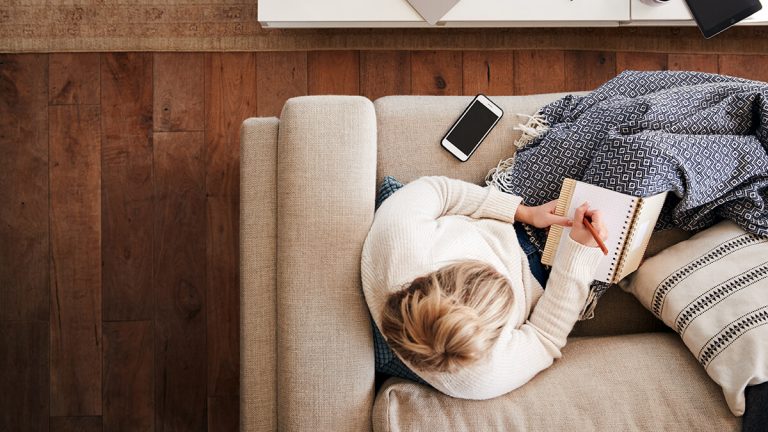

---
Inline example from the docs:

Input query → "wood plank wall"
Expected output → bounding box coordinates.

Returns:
[1,50,768,431]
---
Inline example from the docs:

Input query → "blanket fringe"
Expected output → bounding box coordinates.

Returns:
[578,283,610,320]
[485,113,550,192]
[513,113,549,150]
[579,291,599,320]
[485,156,518,192]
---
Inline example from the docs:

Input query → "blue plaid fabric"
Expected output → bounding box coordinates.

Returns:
[372,176,427,384]
[375,176,405,211]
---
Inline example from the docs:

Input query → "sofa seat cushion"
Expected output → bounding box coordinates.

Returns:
[372,333,738,432]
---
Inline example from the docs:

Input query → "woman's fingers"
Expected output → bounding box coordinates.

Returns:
[586,209,609,240]
[573,202,589,227]
[546,213,571,227]
[585,208,602,222]
[546,200,572,226]
[528,200,572,228]
[544,199,559,214]
[569,202,599,247]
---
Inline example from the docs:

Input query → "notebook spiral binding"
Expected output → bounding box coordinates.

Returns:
[613,199,644,282]
[541,179,577,264]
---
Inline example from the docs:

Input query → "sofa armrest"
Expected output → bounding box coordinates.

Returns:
[240,117,280,432]
[277,96,378,431]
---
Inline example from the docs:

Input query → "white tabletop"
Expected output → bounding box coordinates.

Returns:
[259,0,767,28]
[259,0,630,26]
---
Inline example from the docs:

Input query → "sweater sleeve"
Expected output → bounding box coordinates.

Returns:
[421,235,604,400]
[376,176,523,224]
[526,236,604,352]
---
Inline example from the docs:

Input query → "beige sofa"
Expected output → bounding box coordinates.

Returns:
[240,95,740,431]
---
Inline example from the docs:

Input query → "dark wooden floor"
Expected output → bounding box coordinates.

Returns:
[2,50,768,431]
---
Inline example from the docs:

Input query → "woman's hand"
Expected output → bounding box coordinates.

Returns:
[569,202,609,247]
[515,200,572,229]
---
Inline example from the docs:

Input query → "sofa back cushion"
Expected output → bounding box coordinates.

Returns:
[375,95,561,186]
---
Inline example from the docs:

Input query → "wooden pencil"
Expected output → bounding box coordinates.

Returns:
[583,217,609,255]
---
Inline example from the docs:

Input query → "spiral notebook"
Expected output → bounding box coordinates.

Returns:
[541,179,668,284]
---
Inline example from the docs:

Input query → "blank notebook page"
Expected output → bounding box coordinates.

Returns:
[552,182,637,283]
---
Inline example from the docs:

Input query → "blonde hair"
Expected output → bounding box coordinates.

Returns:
[381,261,514,373]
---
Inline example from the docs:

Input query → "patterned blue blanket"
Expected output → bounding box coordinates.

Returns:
[488,70,768,316]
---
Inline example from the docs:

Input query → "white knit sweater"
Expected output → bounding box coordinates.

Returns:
[361,176,603,400]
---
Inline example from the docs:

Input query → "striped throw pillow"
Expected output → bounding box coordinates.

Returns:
[621,221,768,416]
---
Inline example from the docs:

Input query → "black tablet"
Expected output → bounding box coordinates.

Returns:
[685,0,762,38]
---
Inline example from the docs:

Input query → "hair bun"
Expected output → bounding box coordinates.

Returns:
[389,287,496,372]
[429,303,489,368]
[381,261,514,373]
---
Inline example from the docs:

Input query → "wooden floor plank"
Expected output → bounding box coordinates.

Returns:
[49,53,100,105]
[513,50,565,95]
[154,131,207,432]
[0,321,49,432]
[360,51,411,100]
[153,53,204,132]
[360,50,411,100]
[101,53,155,322]
[207,195,239,398]
[0,54,49,322]
[256,51,307,117]
[462,51,514,96]
[719,54,768,81]
[51,417,102,432]
[103,321,153,432]
[205,53,257,198]
[564,50,617,92]
[208,396,238,432]
[616,52,667,72]
[49,104,102,416]
[205,53,253,411]
[410,50,463,95]
[668,54,719,73]
[308,50,360,95]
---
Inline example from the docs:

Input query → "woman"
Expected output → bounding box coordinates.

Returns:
[361,176,608,400]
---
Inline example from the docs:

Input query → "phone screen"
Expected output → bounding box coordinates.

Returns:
[446,100,500,156]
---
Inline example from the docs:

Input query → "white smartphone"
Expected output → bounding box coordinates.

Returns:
[441,94,503,162]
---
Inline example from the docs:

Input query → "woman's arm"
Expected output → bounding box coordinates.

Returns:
[527,203,607,356]
[379,175,570,224]
[375,176,520,223]
[526,235,604,352]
